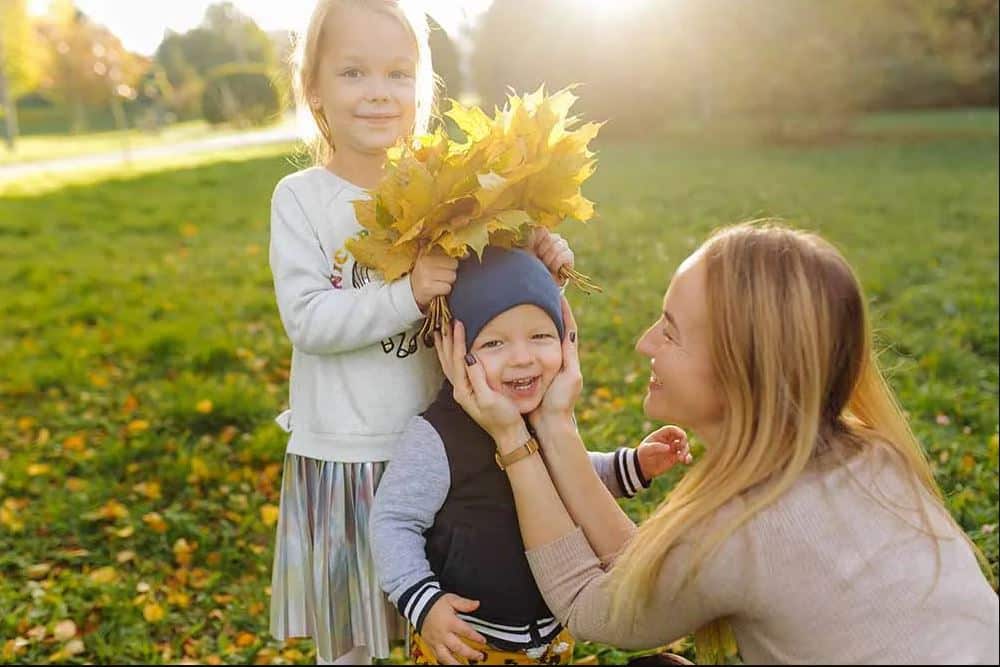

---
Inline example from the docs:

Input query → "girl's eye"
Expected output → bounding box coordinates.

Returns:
[479,340,502,349]
[341,68,363,78]
[532,333,556,340]
[389,70,413,80]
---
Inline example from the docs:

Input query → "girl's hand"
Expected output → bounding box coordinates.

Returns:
[637,426,693,480]
[527,296,582,435]
[434,320,525,445]
[411,250,458,312]
[530,228,574,283]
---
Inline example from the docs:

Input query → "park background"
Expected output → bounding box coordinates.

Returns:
[0,0,997,664]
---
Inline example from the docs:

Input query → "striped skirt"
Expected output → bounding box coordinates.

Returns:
[269,453,404,662]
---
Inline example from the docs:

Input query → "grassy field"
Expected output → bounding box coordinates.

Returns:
[0,110,997,664]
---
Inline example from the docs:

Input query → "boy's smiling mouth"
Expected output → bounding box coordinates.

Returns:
[503,375,541,397]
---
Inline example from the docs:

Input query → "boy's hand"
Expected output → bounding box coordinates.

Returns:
[421,593,487,665]
[411,250,458,312]
[530,228,574,283]
[637,425,692,481]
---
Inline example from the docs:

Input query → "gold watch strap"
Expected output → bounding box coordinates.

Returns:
[495,435,540,470]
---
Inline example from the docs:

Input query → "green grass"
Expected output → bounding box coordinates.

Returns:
[0,110,997,665]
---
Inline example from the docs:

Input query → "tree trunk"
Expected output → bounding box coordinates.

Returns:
[0,36,20,151]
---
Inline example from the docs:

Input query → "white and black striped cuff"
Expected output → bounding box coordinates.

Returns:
[397,577,447,632]
[614,447,650,498]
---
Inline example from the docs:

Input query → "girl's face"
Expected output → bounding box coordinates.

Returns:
[469,305,563,415]
[313,5,417,158]
[635,252,724,438]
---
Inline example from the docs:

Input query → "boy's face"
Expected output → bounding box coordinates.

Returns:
[469,305,563,415]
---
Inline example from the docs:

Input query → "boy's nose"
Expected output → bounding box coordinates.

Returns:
[509,342,533,365]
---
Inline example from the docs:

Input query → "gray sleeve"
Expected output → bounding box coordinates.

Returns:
[589,448,650,499]
[371,417,451,631]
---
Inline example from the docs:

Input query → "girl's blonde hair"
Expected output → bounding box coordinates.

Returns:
[609,221,987,661]
[292,0,437,165]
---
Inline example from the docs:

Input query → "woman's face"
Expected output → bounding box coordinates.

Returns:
[635,252,724,439]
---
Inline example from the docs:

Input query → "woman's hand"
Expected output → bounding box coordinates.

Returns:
[530,227,574,283]
[527,296,583,436]
[434,320,527,448]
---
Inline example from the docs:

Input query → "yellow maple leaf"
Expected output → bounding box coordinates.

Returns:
[143,602,165,623]
[89,566,118,584]
[260,504,280,527]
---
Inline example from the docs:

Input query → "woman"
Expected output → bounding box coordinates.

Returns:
[436,222,999,664]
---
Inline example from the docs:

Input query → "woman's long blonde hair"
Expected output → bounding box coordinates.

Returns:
[291,0,438,165]
[609,221,986,661]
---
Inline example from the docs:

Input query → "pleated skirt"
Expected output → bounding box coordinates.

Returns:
[269,453,404,662]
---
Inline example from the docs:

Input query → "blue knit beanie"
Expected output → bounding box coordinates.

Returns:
[448,246,564,351]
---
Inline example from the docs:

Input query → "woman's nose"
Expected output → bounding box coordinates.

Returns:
[635,327,655,356]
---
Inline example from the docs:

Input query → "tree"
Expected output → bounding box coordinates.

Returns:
[37,0,148,133]
[0,0,45,149]
[154,3,274,86]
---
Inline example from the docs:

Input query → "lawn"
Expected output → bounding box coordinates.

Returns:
[0,109,997,664]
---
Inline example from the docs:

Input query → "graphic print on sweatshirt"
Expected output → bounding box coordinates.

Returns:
[331,244,426,360]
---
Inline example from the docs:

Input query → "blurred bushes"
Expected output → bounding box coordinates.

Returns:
[201,64,281,126]
[470,0,999,141]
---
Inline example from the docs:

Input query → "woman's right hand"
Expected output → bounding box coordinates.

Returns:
[528,296,583,436]
[410,250,458,312]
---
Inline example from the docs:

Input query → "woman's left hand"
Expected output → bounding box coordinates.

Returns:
[434,320,527,445]
[527,296,583,436]
[530,228,574,282]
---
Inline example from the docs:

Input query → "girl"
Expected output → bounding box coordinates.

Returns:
[442,222,999,664]
[370,248,690,665]
[268,1,575,664]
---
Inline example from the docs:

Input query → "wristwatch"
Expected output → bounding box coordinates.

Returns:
[495,435,540,470]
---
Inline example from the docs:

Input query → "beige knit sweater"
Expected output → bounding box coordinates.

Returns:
[526,446,999,664]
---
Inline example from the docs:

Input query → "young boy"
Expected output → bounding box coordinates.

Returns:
[371,247,680,664]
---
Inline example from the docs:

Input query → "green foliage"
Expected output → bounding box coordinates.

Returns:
[201,64,282,126]
[0,110,996,664]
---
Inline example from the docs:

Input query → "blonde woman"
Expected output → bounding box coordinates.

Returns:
[438,222,999,664]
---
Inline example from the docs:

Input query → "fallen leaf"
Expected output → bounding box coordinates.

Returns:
[52,620,77,642]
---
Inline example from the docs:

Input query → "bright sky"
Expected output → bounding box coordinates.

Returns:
[28,0,495,55]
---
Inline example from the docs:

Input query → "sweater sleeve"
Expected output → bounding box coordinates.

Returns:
[589,448,650,499]
[268,183,424,355]
[525,516,748,650]
[371,417,451,632]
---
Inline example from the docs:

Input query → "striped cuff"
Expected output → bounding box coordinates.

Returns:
[397,577,447,632]
[613,447,650,498]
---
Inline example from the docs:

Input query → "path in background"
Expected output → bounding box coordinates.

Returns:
[0,116,299,184]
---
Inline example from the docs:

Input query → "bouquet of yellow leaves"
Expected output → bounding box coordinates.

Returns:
[346,85,603,344]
